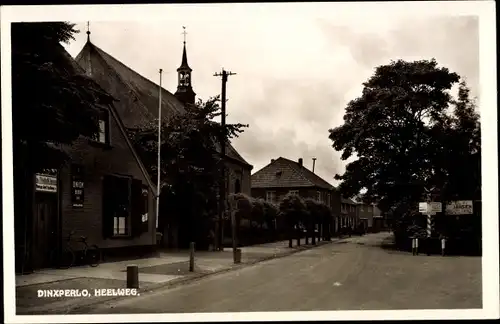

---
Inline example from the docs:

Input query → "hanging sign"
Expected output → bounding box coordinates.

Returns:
[71,165,85,208]
[35,170,58,193]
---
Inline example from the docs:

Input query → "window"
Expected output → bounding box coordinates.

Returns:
[289,190,299,195]
[361,205,364,212]
[327,194,331,207]
[341,203,346,212]
[93,109,110,145]
[266,191,276,204]
[235,179,241,194]
[102,175,149,238]
[316,191,321,202]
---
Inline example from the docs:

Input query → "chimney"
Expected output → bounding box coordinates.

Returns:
[312,157,317,173]
[298,158,303,167]
[271,159,275,163]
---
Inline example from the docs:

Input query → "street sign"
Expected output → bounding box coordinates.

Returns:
[418,202,428,213]
[446,200,473,215]
[429,202,442,213]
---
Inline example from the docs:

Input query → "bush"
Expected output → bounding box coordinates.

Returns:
[279,193,308,227]
[229,193,280,245]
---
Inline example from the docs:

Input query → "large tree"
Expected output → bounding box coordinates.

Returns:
[12,22,111,272]
[128,97,247,244]
[12,22,110,170]
[328,59,479,216]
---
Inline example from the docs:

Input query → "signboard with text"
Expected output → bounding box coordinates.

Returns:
[446,200,473,215]
[418,202,441,215]
[35,173,58,193]
[71,165,84,208]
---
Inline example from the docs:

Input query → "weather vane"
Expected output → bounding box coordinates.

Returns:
[182,26,187,44]
[86,21,91,40]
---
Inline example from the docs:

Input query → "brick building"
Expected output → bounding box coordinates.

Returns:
[356,202,374,232]
[251,157,341,232]
[74,33,252,249]
[340,198,358,230]
[15,44,158,272]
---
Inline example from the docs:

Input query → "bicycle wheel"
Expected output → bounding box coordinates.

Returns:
[59,248,75,269]
[86,245,101,267]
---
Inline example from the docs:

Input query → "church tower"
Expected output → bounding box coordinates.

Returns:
[174,27,196,105]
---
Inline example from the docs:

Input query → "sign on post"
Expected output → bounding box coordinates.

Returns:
[446,200,473,215]
[429,202,442,213]
[419,202,440,215]
[418,202,428,213]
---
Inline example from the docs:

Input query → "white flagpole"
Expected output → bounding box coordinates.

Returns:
[156,69,163,230]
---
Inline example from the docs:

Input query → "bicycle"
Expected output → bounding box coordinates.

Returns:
[59,231,101,269]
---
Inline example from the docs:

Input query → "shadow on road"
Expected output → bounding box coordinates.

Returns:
[374,234,482,257]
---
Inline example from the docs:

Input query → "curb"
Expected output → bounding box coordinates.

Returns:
[51,238,346,314]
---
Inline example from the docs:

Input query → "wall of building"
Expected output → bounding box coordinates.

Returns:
[59,108,156,252]
[357,203,374,230]
[226,159,252,196]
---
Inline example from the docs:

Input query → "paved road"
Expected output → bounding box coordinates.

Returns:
[79,232,482,313]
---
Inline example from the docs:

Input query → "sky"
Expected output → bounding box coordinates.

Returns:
[58,4,480,186]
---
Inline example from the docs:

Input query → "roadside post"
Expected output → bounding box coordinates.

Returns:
[126,265,139,289]
[441,237,446,256]
[419,191,441,256]
[415,237,419,255]
[229,195,241,264]
[189,242,195,272]
[412,237,416,255]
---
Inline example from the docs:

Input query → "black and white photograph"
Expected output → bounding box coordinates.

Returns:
[1,1,498,323]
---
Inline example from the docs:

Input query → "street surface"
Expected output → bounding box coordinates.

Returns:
[78,232,482,313]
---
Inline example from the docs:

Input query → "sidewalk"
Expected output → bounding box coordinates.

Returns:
[16,237,344,314]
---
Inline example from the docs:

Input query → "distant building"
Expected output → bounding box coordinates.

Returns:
[356,202,374,232]
[74,32,252,249]
[340,198,358,230]
[251,157,341,231]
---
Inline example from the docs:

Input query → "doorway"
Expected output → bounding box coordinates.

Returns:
[33,192,58,269]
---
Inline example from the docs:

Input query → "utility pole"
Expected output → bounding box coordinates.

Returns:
[213,69,236,251]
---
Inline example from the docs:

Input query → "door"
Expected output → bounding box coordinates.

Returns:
[33,193,58,269]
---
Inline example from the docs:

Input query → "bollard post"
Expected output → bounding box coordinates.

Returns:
[412,238,416,256]
[441,238,446,256]
[234,248,242,264]
[415,238,419,255]
[127,265,139,289]
[189,242,195,272]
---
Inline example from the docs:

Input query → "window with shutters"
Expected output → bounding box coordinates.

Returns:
[102,175,149,239]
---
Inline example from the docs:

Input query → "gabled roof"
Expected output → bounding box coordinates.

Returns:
[251,157,336,190]
[60,44,157,195]
[74,40,251,168]
[341,197,358,205]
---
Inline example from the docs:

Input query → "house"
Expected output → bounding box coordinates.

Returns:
[15,43,158,272]
[372,204,388,232]
[356,202,374,232]
[251,157,341,232]
[340,197,358,230]
[74,31,252,249]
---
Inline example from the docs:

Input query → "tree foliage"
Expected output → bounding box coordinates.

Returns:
[12,22,110,170]
[128,96,247,227]
[328,59,480,216]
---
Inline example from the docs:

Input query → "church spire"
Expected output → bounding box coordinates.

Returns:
[175,26,196,105]
[178,26,192,72]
